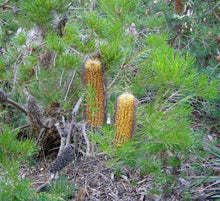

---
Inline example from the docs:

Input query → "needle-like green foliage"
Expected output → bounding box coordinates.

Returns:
[0,126,38,200]
[0,0,219,199]
[20,0,71,26]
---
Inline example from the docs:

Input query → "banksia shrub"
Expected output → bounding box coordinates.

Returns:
[82,59,105,127]
[114,93,137,144]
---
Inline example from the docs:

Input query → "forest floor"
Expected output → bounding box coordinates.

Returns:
[20,121,219,201]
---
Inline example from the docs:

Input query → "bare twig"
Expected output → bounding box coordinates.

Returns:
[64,70,76,102]
[207,0,220,22]
[169,33,179,46]
[7,98,27,115]
[11,53,23,92]
[106,112,111,125]
[65,96,82,148]
[70,96,83,155]
[71,47,85,57]
[81,121,91,156]
[55,122,66,156]
[209,63,220,77]
[65,97,82,147]
[68,83,82,101]
[1,5,21,13]
[0,90,27,115]
[182,37,195,51]
[203,181,220,190]
[52,53,56,67]
[206,2,220,14]
[59,69,64,87]
[36,180,51,192]
[72,96,83,117]
[12,124,30,133]
[0,0,9,7]
[106,66,123,92]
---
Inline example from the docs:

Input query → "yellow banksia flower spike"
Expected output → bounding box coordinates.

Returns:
[114,93,136,144]
[83,59,105,127]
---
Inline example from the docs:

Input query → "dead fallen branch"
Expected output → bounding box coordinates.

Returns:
[0,89,27,115]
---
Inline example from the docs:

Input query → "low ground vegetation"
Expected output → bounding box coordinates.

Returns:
[0,0,219,200]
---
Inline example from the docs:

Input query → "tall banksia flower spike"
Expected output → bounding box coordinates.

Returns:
[82,59,105,127]
[114,93,137,144]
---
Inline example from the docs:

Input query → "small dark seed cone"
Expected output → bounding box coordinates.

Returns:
[49,145,74,173]
[27,95,45,130]
[0,89,7,103]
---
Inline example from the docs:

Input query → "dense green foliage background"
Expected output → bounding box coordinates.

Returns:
[0,0,219,200]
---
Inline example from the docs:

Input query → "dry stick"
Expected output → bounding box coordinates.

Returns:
[68,83,82,101]
[207,0,220,22]
[65,96,82,148]
[12,124,30,133]
[55,122,66,156]
[43,102,82,188]
[64,70,76,102]
[37,118,79,193]
[52,53,57,67]
[106,66,123,92]
[1,4,11,8]
[71,47,85,57]
[0,0,10,7]
[182,37,195,51]
[12,54,22,92]
[206,2,220,14]
[72,96,83,121]
[35,65,39,81]
[81,121,91,157]
[0,90,27,115]
[36,127,46,146]
[59,69,64,87]
[203,181,220,190]
[209,63,220,77]
[7,98,28,115]
[2,5,21,13]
